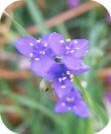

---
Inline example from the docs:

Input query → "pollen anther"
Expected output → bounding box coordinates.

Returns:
[35,58,40,61]
[37,39,41,43]
[74,40,78,44]
[61,102,66,106]
[66,46,70,50]
[44,43,48,47]
[60,40,64,43]
[58,78,62,82]
[29,53,33,57]
[30,43,34,46]
[62,77,67,80]
[66,38,71,42]
[66,97,74,102]
[40,51,45,55]
[61,85,66,89]
[66,71,70,75]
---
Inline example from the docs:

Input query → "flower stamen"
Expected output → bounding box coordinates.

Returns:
[29,53,33,57]
[37,39,41,43]
[61,85,66,89]
[61,102,66,107]
[73,40,78,44]
[66,38,71,42]
[30,43,34,46]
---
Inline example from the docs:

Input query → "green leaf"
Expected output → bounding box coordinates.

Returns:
[4,12,29,36]
[26,0,50,35]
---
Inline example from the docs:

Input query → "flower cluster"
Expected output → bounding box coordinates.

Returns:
[15,32,90,118]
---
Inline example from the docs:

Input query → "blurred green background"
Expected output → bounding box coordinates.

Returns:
[0,0,111,134]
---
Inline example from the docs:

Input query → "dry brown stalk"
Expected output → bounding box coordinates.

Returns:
[6,0,25,13]
[0,69,31,79]
[5,1,101,35]
[0,50,21,61]
[26,1,101,35]
[37,0,46,10]
[97,68,111,79]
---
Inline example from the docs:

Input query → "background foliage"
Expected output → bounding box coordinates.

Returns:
[0,0,111,134]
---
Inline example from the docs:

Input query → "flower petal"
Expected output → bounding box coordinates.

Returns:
[68,39,88,58]
[44,63,59,81]
[72,100,90,118]
[52,79,72,98]
[69,88,82,100]
[62,56,90,74]
[31,56,55,78]
[54,100,68,113]
[14,36,37,57]
[43,32,65,55]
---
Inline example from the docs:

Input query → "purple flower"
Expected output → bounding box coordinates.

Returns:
[15,33,89,78]
[67,0,80,9]
[46,63,74,98]
[44,32,90,74]
[15,32,90,118]
[54,89,89,118]
[15,36,55,78]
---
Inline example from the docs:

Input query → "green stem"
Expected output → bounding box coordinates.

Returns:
[62,123,70,134]
[74,76,108,126]
[4,12,29,36]
[2,90,61,123]
[56,23,69,38]
[26,0,50,35]
[85,119,93,134]
[2,90,69,134]
[0,105,24,115]
[0,79,68,134]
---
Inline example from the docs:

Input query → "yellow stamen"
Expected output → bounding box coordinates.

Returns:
[37,39,41,43]
[61,85,66,89]
[66,38,71,42]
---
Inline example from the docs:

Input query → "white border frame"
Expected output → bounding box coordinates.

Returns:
[0,0,111,133]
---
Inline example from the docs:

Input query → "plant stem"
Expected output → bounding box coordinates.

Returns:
[74,76,108,126]
[26,0,50,35]
[56,23,69,38]
[4,11,29,36]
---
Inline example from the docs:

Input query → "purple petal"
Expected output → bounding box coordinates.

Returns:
[72,100,89,118]
[45,63,60,81]
[69,88,82,100]
[14,37,37,57]
[54,100,69,113]
[31,56,55,78]
[52,79,72,98]
[41,33,50,42]
[43,32,65,55]
[45,63,68,81]
[67,0,80,8]
[62,56,90,74]
[68,39,88,58]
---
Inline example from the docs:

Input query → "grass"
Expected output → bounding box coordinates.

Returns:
[0,0,111,134]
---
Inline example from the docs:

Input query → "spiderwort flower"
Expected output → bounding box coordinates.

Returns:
[54,89,89,118]
[15,33,90,96]
[15,33,89,78]
[15,36,55,78]
[43,32,90,74]
[15,32,90,117]
[46,63,74,98]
